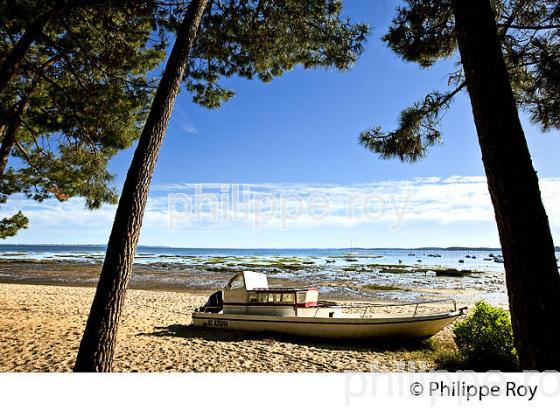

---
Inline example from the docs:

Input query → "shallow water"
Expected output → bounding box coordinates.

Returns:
[1,245,557,305]
[0,244,509,268]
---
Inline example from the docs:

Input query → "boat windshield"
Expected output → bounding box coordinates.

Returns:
[250,291,296,305]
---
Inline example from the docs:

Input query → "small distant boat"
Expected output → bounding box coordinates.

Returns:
[192,272,465,340]
[326,258,336,263]
[344,241,359,261]
[343,251,359,262]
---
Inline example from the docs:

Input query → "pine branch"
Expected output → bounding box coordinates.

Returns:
[360,81,466,162]
[501,24,560,30]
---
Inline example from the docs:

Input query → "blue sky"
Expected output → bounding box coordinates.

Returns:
[3,0,560,248]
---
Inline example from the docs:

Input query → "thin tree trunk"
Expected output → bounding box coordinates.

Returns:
[0,93,31,178]
[452,0,560,370]
[74,0,208,372]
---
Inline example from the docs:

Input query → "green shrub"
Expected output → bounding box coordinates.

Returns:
[452,301,519,371]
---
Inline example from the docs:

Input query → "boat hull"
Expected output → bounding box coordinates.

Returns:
[191,311,461,340]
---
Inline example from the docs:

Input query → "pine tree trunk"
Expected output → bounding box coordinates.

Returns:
[0,93,31,178]
[452,0,560,370]
[0,1,118,94]
[0,125,6,155]
[0,18,46,94]
[0,124,17,178]
[73,0,208,372]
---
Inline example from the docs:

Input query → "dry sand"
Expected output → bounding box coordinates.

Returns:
[0,283,454,372]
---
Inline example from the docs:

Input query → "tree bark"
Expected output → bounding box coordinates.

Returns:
[0,123,18,179]
[0,17,47,94]
[0,0,125,94]
[73,0,208,372]
[452,0,560,370]
[0,93,32,178]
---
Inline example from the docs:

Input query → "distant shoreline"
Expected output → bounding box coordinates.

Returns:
[0,244,513,251]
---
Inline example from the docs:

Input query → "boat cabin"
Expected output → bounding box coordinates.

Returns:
[218,271,338,318]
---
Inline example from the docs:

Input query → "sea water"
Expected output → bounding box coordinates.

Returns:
[1,244,557,305]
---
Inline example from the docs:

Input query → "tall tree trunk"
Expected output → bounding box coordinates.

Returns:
[0,0,114,94]
[73,0,208,372]
[0,93,31,178]
[452,0,560,370]
[0,123,18,178]
[0,18,47,94]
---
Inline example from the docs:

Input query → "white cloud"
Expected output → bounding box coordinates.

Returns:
[2,176,560,246]
[172,109,198,135]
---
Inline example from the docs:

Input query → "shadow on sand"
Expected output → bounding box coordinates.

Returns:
[137,324,432,354]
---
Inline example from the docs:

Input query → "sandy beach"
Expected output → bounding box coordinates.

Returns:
[0,282,455,372]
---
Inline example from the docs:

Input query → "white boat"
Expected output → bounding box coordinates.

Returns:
[192,271,465,340]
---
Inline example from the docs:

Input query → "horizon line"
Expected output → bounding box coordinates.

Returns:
[0,243,510,250]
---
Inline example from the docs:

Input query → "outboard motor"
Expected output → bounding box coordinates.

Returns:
[198,290,223,313]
